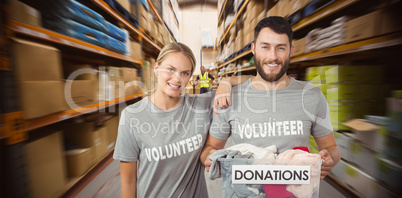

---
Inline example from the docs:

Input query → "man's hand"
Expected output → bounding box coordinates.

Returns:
[319,149,334,179]
[204,149,217,172]
[213,81,231,116]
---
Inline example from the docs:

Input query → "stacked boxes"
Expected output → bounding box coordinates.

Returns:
[9,0,42,27]
[12,38,66,119]
[63,122,109,165]
[326,65,386,130]
[306,17,347,52]
[24,131,67,198]
[43,0,128,54]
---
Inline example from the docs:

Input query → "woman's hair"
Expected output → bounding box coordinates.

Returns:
[156,42,196,75]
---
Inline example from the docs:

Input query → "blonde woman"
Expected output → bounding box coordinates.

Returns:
[113,43,249,197]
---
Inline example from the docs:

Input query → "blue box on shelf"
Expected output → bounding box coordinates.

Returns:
[104,0,139,28]
[62,0,106,32]
[105,21,127,42]
[287,10,303,25]
[106,35,127,54]
[303,0,336,18]
[63,19,108,48]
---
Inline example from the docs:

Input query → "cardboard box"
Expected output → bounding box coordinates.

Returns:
[12,38,62,81]
[63,63,96,81]
[19,81,66,119]
[292,38,306,56]
[345,10,382,43]
[381,7,402,35]
[130,40,142,60]
[116,0,130,12]
[10,0,41,27]
[25,131,67,198]
[268,3,278,16]
[104,116,119,146]
[122,67,138,82]
[343,119,387,153]
[65,80,96,108]
[325,65,384,84]
[63,122,108,164]
[65,148,92,178]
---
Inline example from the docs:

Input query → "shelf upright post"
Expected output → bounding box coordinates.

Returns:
[0,1,31,197]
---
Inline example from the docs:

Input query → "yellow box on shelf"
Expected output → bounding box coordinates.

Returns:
[325,65,384,84]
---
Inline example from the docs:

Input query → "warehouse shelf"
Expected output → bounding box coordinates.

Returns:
[217,0,250,46]
[292,0,359,32]
[291,33,402,63]
[91,0,161,51]
[201,47,217,52]
[218,65,256,77]
[25,93,143,132]
[217,0,228,25]
[61,149,115,198]
[147,0,175,42]
[168,0,180,29]
[8,20,141,65]
[218,49,252,69]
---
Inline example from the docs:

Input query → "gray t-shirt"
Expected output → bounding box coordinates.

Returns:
[114,92,215,198]
[210,78,332,153]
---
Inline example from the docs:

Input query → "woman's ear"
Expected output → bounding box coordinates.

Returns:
[154,63,159,75]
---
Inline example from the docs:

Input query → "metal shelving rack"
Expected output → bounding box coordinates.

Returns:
[0,0,176,196]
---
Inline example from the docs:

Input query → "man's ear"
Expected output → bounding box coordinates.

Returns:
[251,42,255,55]
[290,45,295,57]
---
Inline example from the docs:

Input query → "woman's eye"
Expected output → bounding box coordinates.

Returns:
[168,68,174,72]
[182,72,190,76]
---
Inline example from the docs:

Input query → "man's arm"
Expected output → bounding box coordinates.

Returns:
[200,134,227,172]
[214,75,253,115]
[314,132,341,179]
[120,161,137,198]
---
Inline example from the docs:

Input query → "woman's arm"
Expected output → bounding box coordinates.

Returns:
[214,75,253,115]
[120,161,137,198]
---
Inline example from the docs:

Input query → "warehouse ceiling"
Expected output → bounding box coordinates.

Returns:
[177,0,217,8]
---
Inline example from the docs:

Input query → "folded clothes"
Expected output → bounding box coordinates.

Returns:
[209,144,278,198]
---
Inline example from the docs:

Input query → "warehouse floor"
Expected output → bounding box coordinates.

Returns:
[67,155,348,198]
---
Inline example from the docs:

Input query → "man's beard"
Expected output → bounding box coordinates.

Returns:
[254,56,290,82]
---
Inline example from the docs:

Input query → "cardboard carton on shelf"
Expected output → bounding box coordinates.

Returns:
[65,148,92,178]
[342,119,388,153]
[25,131,67,198]
[65,79,97,108]
[10,0,41,27]
[12,38,63,81]
[19,81,67,119]
[63,122,109,165]
[344,10,382,43]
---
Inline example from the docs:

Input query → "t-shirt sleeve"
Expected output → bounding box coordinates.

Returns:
[113,109,141,162]
[311,91,333,137]
[196,75,200,80]
[209,107,231,140]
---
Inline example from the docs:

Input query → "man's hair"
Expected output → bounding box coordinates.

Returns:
[254,16,293,45]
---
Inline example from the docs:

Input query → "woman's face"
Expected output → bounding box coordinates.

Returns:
[154,52,192,98]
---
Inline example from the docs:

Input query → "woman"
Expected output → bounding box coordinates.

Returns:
[113,43,249,197]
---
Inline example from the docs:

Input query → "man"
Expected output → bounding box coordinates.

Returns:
[200,16,340,180]
[194,66,215,94]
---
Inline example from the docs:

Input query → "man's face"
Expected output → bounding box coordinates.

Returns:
[252,28,293,82]
[201,66,205,73]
